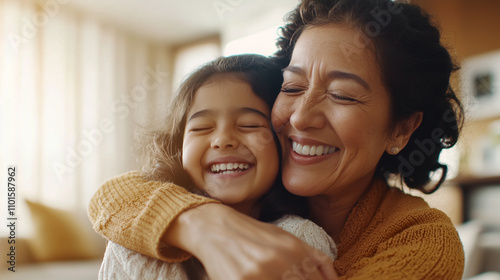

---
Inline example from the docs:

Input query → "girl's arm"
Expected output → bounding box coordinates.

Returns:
[88,171,337,279]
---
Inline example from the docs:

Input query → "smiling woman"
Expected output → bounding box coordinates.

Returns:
[272,25,400,201]
[89,0,465,279]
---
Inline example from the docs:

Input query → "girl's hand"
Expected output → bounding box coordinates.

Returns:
[164,203,338,280]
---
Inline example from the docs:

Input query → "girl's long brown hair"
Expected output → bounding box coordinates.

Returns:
[139,54,308,221]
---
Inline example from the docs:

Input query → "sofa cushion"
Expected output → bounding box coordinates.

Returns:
[26,200,101,262]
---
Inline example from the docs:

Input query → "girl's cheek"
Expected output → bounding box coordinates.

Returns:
[251,130,275,152]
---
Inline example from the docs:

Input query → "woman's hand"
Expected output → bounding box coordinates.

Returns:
[164,203,338,280]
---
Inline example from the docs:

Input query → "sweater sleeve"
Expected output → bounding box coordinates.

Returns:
[99,242,190,280]
[272,215,338,261]
[337,219,464,280]
[88,171,221,262]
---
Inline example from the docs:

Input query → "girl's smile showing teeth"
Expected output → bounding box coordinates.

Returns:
[210,163,251,174]
[291,141,337,156]
[182,76,279,209]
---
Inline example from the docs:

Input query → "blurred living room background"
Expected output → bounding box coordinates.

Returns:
[1,0,500,279]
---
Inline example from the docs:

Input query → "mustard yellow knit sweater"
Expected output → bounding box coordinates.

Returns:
[88,171,464,279]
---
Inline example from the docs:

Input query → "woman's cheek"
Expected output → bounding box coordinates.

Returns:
[271,94,292,130]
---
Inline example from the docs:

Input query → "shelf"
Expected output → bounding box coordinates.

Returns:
[448,175,500,188]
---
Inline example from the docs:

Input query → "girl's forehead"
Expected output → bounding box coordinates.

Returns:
[202,72,248,87]
[191,78,269,114]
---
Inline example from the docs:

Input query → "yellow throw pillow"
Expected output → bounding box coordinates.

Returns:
[26,200,101,262]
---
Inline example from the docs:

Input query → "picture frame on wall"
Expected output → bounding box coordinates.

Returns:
[461,50,500,120]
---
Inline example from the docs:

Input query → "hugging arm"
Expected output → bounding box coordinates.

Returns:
[88,170,221,262]
[88,171,337,279]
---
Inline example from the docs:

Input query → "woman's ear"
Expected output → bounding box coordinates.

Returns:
[386,112,423,155]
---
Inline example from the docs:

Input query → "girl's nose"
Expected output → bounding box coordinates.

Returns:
[211,129,239,150]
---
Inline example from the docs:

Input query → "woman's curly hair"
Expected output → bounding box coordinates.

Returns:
[274,0,464,193]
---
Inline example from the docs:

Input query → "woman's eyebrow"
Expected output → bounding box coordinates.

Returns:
[327,70,370,91]
[282,65,370,90]
[282,65,304,75]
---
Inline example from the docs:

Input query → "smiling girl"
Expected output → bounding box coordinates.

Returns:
[97,54,337,279]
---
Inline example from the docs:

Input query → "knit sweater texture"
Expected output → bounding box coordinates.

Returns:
[99,215,337,280]
[88,171,464,279]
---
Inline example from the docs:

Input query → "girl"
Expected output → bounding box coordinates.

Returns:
[97,54,337,279]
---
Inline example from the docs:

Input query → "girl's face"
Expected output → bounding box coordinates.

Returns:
[182,75,279,215]
[272,24,398,199]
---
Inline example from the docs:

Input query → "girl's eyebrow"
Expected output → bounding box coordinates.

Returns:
[187,109,214,122]
[187,107,269,122]
[239,107,270,120]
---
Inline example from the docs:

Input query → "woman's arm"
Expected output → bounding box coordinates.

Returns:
[88,171,221,262]
[168,203,338,280]
[89,171,337,279]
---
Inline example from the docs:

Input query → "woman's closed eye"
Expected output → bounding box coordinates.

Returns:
[328,92,359,104]
[281,87,304,95]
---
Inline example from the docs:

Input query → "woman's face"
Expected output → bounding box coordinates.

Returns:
[272,24,395,198]
[183,76,279,214]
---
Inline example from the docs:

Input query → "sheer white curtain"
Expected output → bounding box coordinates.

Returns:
[0,0,172,230]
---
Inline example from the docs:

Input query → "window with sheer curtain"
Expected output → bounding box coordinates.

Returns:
[0,0,173,235]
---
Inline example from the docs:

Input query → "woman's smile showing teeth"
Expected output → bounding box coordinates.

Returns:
[286,138,339,166]
[292,141,337,156]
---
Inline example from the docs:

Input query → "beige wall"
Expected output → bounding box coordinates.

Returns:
[415,0,500,57]
[415,0,500,176]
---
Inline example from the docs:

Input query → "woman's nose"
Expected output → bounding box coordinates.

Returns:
[211,129,239,150]
[289,94,326,131]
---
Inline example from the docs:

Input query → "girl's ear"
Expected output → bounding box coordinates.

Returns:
[386,112,423,155]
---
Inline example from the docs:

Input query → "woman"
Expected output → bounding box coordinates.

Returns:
[89,0,465,279]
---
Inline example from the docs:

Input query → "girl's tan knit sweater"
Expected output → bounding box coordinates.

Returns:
[88,171,464,279]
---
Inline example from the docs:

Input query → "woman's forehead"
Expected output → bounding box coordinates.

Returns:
[289,25,382,87]
[293,25,375,64]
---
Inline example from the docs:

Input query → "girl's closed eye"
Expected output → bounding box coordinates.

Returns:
[238,114,270,130]
[238,123,268,130]
[186,121,214,133]
[190,126,213,132]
